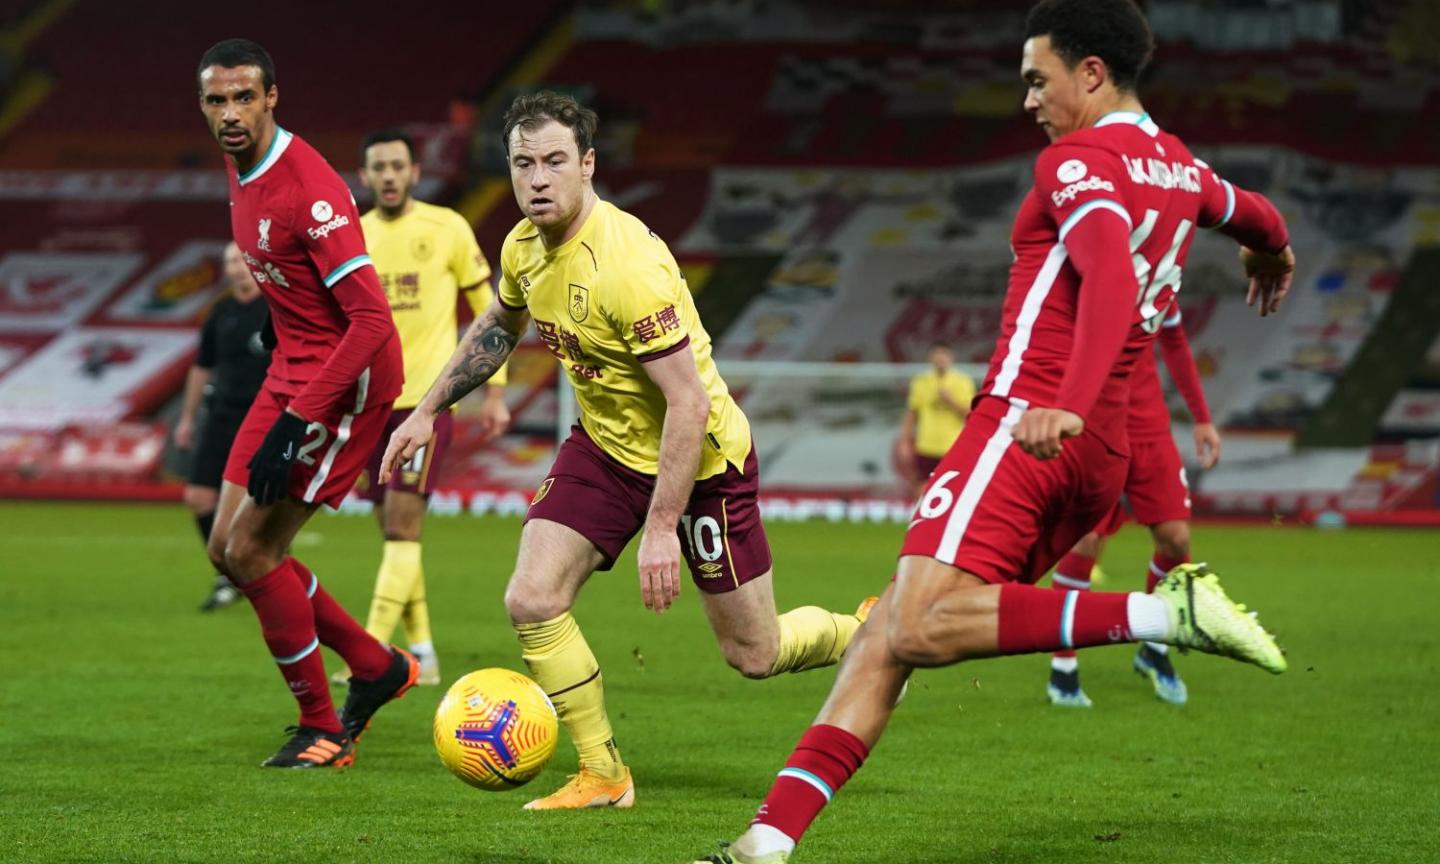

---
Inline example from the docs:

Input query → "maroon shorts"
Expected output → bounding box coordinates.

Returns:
[526,425,773,593]
[899,396,1128,585]
[356,408,455,502]
[224,387,393,509]
[913,453,943,482]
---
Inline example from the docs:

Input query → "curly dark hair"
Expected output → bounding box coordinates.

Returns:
[502,91,599,156]
[197,38,275,92]
[1024,0,1154,91]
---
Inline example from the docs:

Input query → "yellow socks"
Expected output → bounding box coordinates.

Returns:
[514,613,625,781]
[769,606,861,675]
[365,540,421,645]
[401,554,431,648]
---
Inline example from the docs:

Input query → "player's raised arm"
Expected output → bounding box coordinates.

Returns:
[381,298,528,478]
[1197,164,1294,317]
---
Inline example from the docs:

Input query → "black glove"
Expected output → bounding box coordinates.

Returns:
[260,312,277,351]
[246,411,308,506]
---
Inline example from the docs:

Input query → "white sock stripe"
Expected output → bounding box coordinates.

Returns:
[1053,572,1092,590]
[274,637,319,665]
[1149,561,1168,578]
[777,768,833,801]
[306,573,317,598]
[1060,590,1079,649]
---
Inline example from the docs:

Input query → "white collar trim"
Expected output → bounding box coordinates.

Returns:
[238,127,293,186]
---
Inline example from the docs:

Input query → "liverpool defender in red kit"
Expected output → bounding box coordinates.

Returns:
[197,39,418,768]
[693,1,1296,861]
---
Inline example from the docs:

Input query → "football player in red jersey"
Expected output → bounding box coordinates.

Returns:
[1047,304,1219,707]
[196,39,417,769]
[691,2,1295,861]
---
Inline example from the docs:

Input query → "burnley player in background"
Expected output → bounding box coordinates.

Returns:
[328,129,512,688]
[173,242,270,612]
[692,1,1295,860]
[385,92,872,811]
[196,39,418,769]
[1047,302,1219,707]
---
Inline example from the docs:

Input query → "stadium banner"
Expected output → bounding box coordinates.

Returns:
[0,327,195,430]
[0,252,145,333]
[102,241,229,324]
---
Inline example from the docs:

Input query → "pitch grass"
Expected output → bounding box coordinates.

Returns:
[1,502,1435,864]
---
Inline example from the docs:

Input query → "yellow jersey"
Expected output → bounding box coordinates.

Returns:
[908,368,975,458]
[361,199,506,409]
[497,199,750,479]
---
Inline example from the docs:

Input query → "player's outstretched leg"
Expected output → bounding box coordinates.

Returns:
[1151,563,1285,673]
[692,586,911,864]
[1047,551,1095,708]
[701,571,871,680]
[508,520,633,811]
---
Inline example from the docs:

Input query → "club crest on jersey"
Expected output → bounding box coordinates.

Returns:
[411,237,434,261]
[257,218,272,252]
[568,284,590,323]
[1056,159,1088,183]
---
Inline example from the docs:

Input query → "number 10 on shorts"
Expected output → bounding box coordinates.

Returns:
[679,513,725,563]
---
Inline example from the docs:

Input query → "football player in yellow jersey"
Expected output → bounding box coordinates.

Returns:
[897,341,974,498]
[384,92,872,810]
[335,129,511,687]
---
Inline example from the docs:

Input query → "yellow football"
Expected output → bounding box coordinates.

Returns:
[433,668,558,791]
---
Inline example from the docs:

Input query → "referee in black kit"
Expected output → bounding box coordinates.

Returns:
[173,242,271,610]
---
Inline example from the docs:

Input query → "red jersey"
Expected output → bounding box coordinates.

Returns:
[980,111,1239,452]
[228,127,402,418]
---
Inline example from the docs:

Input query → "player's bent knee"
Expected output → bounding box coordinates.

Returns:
[503,578,569,625]
[720,639,778,680]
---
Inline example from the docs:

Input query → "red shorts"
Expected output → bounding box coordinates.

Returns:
[1094,436,1192,537]
[900,397,1128,585]
[526,424,773,593]
[356,408,455,502]
[224,387,394,509]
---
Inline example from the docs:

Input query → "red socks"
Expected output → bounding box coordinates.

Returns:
[240,561,340,733]
[752,725,869,843]
[997,583,1132,654]
[287,557,391,680]
[1050,553,1094,660]
[1148,552,1188,593]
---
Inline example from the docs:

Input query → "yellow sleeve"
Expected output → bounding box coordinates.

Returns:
[451,212,491,294]
[907,376,925,411]
[496,234,526,311]
[608,235,690,359]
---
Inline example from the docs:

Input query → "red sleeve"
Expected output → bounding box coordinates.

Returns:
[1157,310,1211,424]
[288,266,398,419]
[1051,208,1137,421]
[1196,161,1289,254]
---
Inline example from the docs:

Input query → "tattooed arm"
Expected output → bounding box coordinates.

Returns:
[380,299,529,479]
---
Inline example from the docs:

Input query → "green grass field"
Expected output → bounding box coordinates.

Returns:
[1,502,1435,863]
